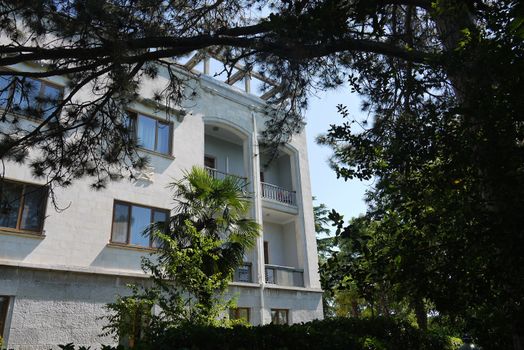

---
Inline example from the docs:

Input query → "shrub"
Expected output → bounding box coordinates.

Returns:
[52,317,451,350]
[147,317,451,350]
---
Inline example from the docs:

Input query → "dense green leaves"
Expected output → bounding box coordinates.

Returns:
[146,317,452,350]
[104,167,260,343]
[318,1,524,349]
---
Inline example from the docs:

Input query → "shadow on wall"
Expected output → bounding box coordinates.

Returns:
[89,245,150,274]
[131,153,175,189]
[0,234,43,261]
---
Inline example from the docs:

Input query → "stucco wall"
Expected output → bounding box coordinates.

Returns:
[204,134,244,177]
[262,221,299,268]
[0,62,323,348]
[0,266,322,349]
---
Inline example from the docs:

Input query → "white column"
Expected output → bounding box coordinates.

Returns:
[250,111,267,325]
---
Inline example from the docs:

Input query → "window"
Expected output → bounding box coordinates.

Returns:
[111,201,169,248]
[263,241,269,264]
[0,296,9,339]
[0,180,47,233]
[233,263,252,283]
[229,307,250,323]
[271,309,288,325]
[0,74,62,119]
[128,111,172,155]
[204,155,216,169]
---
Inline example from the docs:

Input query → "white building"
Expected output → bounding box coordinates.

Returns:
[0,54,323,349]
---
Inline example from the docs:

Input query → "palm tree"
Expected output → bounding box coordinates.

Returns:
[144,166,260,325]
[153,166,259,275]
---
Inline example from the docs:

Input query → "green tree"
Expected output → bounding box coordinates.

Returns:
[0,0,517,189]
[313,198,336,317]
[104,167,260,344]
[2,1,524,347]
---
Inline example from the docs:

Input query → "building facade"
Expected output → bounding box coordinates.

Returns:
[0,56,323,349]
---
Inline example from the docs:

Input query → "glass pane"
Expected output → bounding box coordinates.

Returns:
[130,206,152,247]
[137,114,156,151]
[0,76,12,107]
[40,84,62,119]
[20,185,46,231]
[0,182,22,229]
[151,210,168,248]
[230,308,249,322]
[13,78,40,114]
[271,310,278,324]
[156,122,170,154]
[112,203,129,243]
[236,264,251,282]
[204,156,216,169]
[279,310,287,324]
[271,310,287,325]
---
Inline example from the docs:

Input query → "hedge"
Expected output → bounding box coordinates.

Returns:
[48,317,451,350]
[145,317,451,350]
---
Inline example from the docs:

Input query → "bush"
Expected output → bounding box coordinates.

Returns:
[146,317,451,350]
[51,317,451,350]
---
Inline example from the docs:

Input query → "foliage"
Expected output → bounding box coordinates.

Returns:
[66,318,449,350]
[104,167,259,344]
[313,198,336,317]
[0,0,512,191]
[2,0,523,347]
[317,1,524,348]
[131,317,452,350]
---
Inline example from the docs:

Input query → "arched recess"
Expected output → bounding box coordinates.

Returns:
[202,115,252,184]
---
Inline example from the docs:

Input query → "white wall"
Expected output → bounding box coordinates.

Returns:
[204,134,244,177]
[260,153,292,190]
[0,62,323,348]
[262,221,298,268]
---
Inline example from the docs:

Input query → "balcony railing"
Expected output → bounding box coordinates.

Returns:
[205,167,247,185]
[261,182,296,206]
[265,264,304,287]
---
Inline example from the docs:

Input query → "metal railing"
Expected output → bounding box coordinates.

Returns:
[261,182,296,206]
[265,264,304,287]
[205,167,247,185]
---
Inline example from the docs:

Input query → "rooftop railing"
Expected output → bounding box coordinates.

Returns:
[261,182,296,206]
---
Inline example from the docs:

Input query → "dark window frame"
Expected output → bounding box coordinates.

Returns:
[127,110,173,156]
[0,179,48,234]
[110,200,170,248]
[0,71,64,119]
[263,241,269,264]
[229,307,250,323]
[270,308,289,325]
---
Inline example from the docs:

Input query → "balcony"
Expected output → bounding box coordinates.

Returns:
[265,264,304,287]
[261,182,296,206]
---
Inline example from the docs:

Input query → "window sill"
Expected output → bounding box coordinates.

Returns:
[106,242,157,253]
[137,147,175,160]
[230,281,261,288]
[0,228,45,239]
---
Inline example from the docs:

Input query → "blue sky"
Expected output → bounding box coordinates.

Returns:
[304,88,373,223]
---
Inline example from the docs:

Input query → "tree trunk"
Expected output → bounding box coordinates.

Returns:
[411,298,427,331]
[513,323,524,350]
